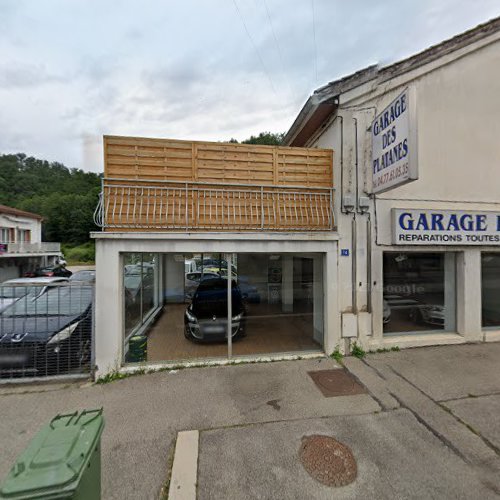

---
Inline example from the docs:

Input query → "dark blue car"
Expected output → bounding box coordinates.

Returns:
[184,278,246,342]
[0,284,93,377]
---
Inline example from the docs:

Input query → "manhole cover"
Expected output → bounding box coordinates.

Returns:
[299,435,357,487]
[308,369,366,397]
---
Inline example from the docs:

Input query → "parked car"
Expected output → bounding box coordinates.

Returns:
[409,303,445,327]
[25,265,72,278]
[69,270,96,283]
[184,278,245,342]
[0,277,69,313]
[185,271,220,299]
[124,265,155,319]
[383,299,391,324]
[0,284,93,377]
[237,276,261,304]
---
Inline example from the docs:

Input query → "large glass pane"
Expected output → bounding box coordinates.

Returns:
[124,252,160,363]
[482,253,500,327]
[134,253,228,363]
[124,253,142,336]
[123,251,325,365]
[383,252,456,335]
[233,253,324,356]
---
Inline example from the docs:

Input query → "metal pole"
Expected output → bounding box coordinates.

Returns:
[260,186,264,229]
[227,253,232,359]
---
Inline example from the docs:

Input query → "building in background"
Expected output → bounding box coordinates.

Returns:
[0,205,61,281]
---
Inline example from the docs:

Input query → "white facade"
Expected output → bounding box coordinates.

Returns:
[0,208,61,281]
[92,232,340,376]
[285,20,500,351]
[92,19,500,377]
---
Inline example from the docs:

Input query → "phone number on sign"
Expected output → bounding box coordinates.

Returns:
[373,162,409,188]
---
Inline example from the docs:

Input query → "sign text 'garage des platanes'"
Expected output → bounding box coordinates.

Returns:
[372,88,418,193]
[393,209,500,245]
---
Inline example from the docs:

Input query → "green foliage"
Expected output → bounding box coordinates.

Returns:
[0,153,101,246]
[62,241,95,264]
[369,346,401,354]
[228,131,285,146]
[351,342,366,359]
[331,346,344,363]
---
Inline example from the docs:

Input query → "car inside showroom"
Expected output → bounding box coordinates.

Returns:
[122,252,324,364]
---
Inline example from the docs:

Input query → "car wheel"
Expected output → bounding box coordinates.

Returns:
[184,325,202,343]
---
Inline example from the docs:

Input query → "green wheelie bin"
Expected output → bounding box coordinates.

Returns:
[0,409,104,500]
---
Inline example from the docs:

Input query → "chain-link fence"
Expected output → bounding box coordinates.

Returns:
[0,281,94,380]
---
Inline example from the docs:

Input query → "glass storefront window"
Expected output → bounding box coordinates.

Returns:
[123,252,160,362]
[383,252,456,335]
[123,252,324,364]
[481,253,500,327]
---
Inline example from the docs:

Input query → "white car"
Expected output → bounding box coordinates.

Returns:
[0,277,69,312]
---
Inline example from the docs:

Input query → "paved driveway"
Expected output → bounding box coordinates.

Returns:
[1,344,500,499]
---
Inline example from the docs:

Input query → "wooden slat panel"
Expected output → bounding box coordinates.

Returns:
[104,135,333,188]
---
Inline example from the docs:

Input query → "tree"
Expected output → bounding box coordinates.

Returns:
[227,131,285,146]
[0,153,101,246]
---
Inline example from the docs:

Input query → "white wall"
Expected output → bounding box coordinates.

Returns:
[308,32,500,349]
[0,214,42,243]
[93,233,339,376]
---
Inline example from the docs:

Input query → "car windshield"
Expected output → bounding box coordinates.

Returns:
[1,286,92,317]
[70,271,95,280]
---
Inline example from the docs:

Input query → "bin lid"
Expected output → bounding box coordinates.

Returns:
[0,409,104,499]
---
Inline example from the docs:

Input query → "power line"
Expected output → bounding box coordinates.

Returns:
[311,0,318,84]
[262,0,295,101]
[232,0,277,95]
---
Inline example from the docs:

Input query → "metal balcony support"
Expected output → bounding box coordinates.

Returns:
[94,178,335,232]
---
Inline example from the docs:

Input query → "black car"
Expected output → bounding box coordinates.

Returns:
[0,284,93,377]
[184,278,245,342]
[25,265,73,278]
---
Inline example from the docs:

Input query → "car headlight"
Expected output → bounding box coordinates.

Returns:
[48,322,80,344]
[185,308,197,323]
[232,312,243,322]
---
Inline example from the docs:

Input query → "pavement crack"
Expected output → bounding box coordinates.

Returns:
[361,358,388,381]
[388,391,470,463]
[386,365,500,459]
[439,390,500,403]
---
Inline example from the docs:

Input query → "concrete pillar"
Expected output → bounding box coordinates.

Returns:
[281,254,293,313]
[94,240,123,377]
[444,253,456,331]
[323,248,340,355]
[313,255,323,344]
[164,254,185,304]
[456,250,482,341]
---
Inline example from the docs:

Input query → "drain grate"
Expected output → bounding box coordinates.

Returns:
[299,434,357,487]
[308,369,366,397]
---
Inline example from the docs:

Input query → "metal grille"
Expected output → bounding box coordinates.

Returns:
[94,179,334,231]
[0,282,94,380]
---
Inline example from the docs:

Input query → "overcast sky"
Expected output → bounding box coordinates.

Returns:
[1,0,499,172]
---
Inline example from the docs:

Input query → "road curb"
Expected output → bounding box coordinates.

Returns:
[168,430,199,500]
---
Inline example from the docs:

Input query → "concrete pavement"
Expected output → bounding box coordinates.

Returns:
[0,344,499,499]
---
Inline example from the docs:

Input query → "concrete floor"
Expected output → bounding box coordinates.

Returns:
[198,410,497,500]
[146,303,322,362]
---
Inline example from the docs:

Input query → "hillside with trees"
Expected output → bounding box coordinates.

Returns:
[0,153,101,260]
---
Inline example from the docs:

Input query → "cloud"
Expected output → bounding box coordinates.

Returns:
[0,62,67,89]
[0,0,499,172]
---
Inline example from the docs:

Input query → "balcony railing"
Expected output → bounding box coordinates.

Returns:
[94,179,334,232]
[0,242,61,254]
